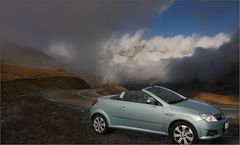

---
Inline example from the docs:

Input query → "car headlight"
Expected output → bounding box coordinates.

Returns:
[200,113,217,122]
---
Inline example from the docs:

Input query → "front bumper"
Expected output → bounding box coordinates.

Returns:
[195,118,229,140]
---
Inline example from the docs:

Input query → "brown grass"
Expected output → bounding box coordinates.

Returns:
[1,64,71,81]
[181,91,239,105]
[1,64,91,105]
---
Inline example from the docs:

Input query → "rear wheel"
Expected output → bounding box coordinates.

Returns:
[170,121,199,145]
[92,114,108,134]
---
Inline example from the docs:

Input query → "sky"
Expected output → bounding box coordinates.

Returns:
[148,0,239,37]
[1,0,239,84]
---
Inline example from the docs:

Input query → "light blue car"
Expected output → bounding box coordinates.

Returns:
[90,86,229,144]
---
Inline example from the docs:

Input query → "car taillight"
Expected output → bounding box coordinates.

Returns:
[91,99,98,106]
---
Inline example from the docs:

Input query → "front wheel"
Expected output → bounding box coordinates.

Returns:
[92,114,109,134]
[170,121,199,145]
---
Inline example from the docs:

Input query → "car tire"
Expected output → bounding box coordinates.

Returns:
[92,114,109,134]
[170,121,199,145]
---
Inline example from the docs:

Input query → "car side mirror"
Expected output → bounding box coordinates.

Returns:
[147,97,155,104]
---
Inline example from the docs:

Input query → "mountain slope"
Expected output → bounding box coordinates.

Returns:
[1,42,108,87]
[1,42,65,69]
[1,64,71,81]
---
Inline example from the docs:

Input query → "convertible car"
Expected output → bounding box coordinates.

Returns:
[90,86,228,144]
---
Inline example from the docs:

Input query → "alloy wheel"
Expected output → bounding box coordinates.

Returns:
[93,117,106,133]
[173,125,194,145]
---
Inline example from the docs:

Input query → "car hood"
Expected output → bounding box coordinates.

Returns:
[171,99,222,115]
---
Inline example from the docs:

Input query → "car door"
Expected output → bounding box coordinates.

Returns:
[118,90,164,132]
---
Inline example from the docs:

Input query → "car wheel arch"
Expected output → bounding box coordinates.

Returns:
[168,119,199,144]
[168,119,198,136]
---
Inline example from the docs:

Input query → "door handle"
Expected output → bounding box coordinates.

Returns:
[120,106,126,110]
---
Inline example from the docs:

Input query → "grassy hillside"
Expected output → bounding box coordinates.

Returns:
[1,64,72,81]
[180,91,239,105]
[68,70,106,88]
[176,69,239,105]
[1,64,90,105]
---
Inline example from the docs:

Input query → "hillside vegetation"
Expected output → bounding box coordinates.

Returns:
[177,69,239,105]
[1,64,72,81]
[181,91,239,105]
[1,64,90,105]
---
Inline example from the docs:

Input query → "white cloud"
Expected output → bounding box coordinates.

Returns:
[100,30,231,82]
[195,33,230,48]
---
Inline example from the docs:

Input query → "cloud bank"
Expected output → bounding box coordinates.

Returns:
[101,30,238,84]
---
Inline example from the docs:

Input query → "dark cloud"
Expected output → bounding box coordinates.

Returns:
[166,31,239,83]
[1,0,173,74]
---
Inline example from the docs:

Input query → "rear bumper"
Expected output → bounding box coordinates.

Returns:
[195,118,229,140]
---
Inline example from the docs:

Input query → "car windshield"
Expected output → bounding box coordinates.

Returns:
[146,87,188,104]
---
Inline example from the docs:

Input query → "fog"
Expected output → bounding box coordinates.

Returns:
[1,0,173,73]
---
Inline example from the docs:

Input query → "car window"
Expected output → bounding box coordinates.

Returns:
[147,87,186,104]
[142,92,162,106]
[123,90,145,103]
[123,90,161,106]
